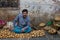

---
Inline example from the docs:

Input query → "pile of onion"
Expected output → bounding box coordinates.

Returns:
[0,20,6,29]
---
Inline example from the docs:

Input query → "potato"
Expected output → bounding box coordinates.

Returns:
[0,36,3,38]
[57,31,60,35]
[30,30,45,37]
[0,29,46,38]
[26,34,31,38]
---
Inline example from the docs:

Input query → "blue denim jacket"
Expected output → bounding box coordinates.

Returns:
[13,13,30,28]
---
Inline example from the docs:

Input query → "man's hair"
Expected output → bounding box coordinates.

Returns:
[22,9,28,13]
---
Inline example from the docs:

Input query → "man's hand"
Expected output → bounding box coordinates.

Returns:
[21,28,25,32]
[21,27,28,32]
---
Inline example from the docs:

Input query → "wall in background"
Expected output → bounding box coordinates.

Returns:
[20,0,60,25]
[0,0,60,26]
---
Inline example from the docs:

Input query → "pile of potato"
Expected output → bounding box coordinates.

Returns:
[57,31,60,35]
[0,29,15,38]
[0,29,45,38]
[30,30,45,37]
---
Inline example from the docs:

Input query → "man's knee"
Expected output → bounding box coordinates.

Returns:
[8,25,21,33]
[25,27,32,33]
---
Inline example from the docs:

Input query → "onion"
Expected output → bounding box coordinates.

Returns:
[0,20,6,28]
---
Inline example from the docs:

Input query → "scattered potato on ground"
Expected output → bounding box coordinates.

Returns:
[0,29,45,38]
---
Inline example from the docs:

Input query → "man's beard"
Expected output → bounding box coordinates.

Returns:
[23,16,27,18]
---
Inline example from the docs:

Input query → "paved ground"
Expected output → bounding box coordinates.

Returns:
[0,32,60,40]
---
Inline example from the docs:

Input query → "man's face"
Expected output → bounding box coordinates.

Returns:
[22,12,28,18]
